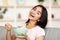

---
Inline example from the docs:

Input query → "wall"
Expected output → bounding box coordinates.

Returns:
[0,0,60,28]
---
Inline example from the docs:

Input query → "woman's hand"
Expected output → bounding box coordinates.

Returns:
[5,23,12,31]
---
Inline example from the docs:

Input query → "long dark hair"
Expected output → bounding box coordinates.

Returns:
[26,5,48,29]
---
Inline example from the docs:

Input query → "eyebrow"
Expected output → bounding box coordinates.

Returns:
[33,7,42,14]
[33,8,37,10]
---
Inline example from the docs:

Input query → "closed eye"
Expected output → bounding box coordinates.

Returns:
[38,11,42,14]
[37,13,40,15]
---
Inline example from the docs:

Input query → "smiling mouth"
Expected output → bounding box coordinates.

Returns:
[30,14,34,18]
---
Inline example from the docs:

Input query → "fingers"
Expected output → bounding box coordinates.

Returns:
[5,23,12,31]
[5,23,12,27]
[11,34,17,40]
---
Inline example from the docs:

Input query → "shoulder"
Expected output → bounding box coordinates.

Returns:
[36,26,45,37]
[36,26,45,32]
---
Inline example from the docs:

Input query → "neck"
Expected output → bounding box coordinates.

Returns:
[29,20,36,25]
[26,20,37,29]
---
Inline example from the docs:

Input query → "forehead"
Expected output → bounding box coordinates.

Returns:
[36,7,42,12]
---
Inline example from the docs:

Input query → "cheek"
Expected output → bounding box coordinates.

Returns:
[34,15,41,20]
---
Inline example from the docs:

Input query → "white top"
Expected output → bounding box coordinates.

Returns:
[16,24,45,40]
[23,24,45,40]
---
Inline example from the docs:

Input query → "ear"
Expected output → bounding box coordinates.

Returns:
[37,20,40,22]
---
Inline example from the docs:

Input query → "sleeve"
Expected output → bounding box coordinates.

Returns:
[36,28,45,37]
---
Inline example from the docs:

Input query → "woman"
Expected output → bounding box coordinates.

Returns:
[5,5,48,40]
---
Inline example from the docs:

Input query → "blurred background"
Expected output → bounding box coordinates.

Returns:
[0,0,60,40]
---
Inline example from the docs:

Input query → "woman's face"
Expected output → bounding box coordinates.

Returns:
[28,7,42,21]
